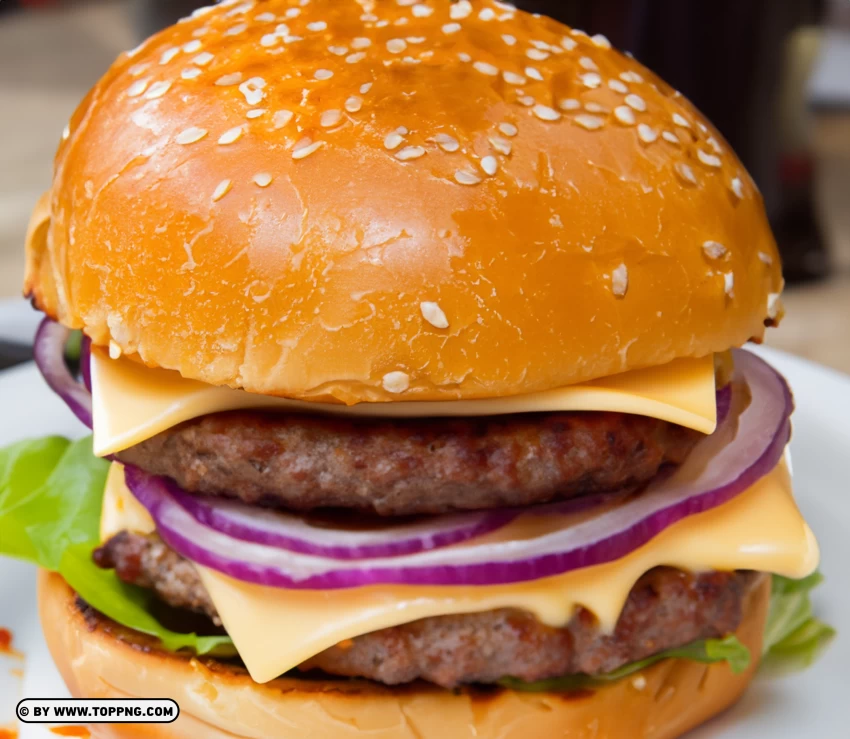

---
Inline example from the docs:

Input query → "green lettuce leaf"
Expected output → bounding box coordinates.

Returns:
[500,635,750,692]
[761,573,835,675]
[0,436,234,657]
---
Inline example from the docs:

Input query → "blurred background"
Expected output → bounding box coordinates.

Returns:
[0,0,848,372]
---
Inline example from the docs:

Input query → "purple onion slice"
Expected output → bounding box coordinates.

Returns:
[33,317,93,429]
[167,481,518,560]
[125,349,793,590]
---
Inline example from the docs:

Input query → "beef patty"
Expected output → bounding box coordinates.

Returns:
[94,531,757,689]
[117,410,701,516]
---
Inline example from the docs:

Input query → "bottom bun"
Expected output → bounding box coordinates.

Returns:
[39,570,770,739]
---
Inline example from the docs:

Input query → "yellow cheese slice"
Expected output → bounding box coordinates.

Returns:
[101,459,818,684]
[90,351,718,457]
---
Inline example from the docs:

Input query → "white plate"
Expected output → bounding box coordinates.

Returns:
[0,333,847,738]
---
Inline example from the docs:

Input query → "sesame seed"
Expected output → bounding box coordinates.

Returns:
[614,106,635,125]
[724,272,735,297]
[768,293,782,319]
[129,62,150,77]
[273,110,294,129]
[579,56,598,71]
[527,48,549,61]
[759,252,774,266]
[559,98,580,111]
[624,94,646,112]
[345,96,363,113]
[592,33,611,49]
[458,52,472,62]
[533,104,561,122]
[387,38,407,54]
[433,133,460,152]
[307,20,327,31]
[530,40,552,51]
[455,169,482,185]
[420,302,449,329]
[703,241,727,259]
[561,36,577,51]
[481,155,498,175]
[575,114,604,131]
[328,45,348,55]
[292,139,325,159]
[246,109,266,119]
[182,40,202,54]
[580,73,602,89]
[255,11,275,22]
[675,162,698,185]
[314,69,334,80]
[637,124,658,143]
[502,34,517,46]
[384,132,405,150]
[407,36,426,44]
[382,371,410,394]
[503,71,526,85]
[662,131,680,145]
[159,47,180,65]
[62,124,70,140]
[608,79,628,94]
[612,264,628,297]
[698,150,722,168]
[360,82,373,94]
[479,7,496,20]
[261,34,280,47]
[672,113,691,128]
[499,122,518,137]
[145,80,172,99]
[412,4,434,18]
[620,70,644,83]
[181,67,202,80]
[584,102,608,114]
[708,136,723,155]
[632,676,647,691]
[346,52,366,63]
[450,0,472,20]
[285,7,300,17]
[127,79,149,97]
[398,0,417,6]
[442,22,461,34]
[218,126,244,145]
[253,172,273,187]
[517,95,535,107]
[396,146,426,161]
[216,73,243,86]
[109,341,122,360]
[193,51,214,65]
[489,136,512,155]
[225,23,248,36]
[212,179,232,202]
[273,23,290,36]
[731,177,744,199]
[525,66,544,81]
[474,61,499,76]
[321,109,343,127]
[239,77,266,105]
[175,127,208,145]
[396,125,409,135]
[351,37,371,49]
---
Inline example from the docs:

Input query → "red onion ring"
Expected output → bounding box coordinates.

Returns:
[165,481,518,559]
[33,318,93,429]
[81,335,92,393]
[125,350,793,590]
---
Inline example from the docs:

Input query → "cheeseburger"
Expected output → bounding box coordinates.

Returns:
[12,1,830,737]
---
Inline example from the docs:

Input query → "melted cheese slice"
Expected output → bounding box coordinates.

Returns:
[101,459,818,684]
[90,350,718,457]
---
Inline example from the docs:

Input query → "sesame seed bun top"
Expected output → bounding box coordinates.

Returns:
[25,0,783,402]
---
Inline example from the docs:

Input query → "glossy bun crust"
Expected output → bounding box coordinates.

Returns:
[25,0,783,402]
[40,570,769,739]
